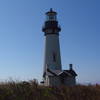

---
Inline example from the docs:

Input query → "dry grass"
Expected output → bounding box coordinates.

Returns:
[0,80,100,100]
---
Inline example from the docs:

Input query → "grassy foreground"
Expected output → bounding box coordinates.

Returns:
[0,80,100,100]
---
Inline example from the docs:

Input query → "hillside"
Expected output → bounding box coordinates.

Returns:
[0,80,100,100]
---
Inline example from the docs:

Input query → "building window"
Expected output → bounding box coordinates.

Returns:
[46,15,57,21]
[53,53,56,62]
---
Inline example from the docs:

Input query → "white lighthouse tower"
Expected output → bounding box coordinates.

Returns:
[43,8,62,73]
[42,9,77,86]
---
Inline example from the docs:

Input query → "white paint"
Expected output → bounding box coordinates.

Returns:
[44,34,62,73]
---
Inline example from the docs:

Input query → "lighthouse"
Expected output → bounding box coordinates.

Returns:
[42,8,62,73]
[42,9,77,86]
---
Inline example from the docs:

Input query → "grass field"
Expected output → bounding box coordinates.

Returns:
[0,80,100,100]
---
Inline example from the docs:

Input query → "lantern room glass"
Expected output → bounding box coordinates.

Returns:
[46,14,57,21]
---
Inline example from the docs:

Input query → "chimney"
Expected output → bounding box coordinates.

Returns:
[69,64,73,70]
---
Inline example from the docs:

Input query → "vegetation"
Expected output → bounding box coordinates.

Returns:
[0,80,100,100]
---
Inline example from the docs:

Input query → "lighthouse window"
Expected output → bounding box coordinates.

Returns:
[46,15,56,21]
[49,15,57,21]
[53,53,56,62]
[49,16,54,20]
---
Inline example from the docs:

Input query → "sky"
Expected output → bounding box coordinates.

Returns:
[0,0,100,84]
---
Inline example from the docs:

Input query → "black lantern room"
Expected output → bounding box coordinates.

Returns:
[42,8,61,36]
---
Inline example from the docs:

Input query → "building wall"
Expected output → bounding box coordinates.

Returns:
[64,76,76,86]
[44,75,76,86]
[44,75,50,86]
[44,34,62,72]
[47,76,61,86]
